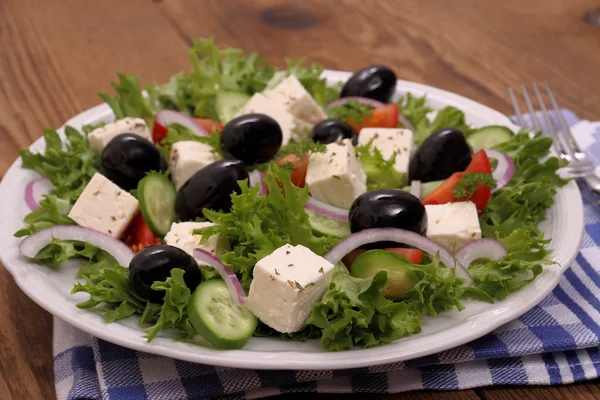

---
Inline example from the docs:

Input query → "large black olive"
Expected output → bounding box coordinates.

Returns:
[340,65,397,103]
[310,119,357,145]
[349,190,427,247]
[221,113,283,165]
[101,133,168,190]
[408,128,472,183]
[175,159,248,221]
[129,245,201,303]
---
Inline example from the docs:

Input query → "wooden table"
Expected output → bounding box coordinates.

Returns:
[1,0,600,399]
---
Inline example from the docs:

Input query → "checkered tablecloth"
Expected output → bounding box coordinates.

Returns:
[53,111,600,400]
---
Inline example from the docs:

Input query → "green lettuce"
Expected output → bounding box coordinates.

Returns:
[16,127,99,236]
[156,123,222,159]
[200,165,339,288]
[308,264,422,351]
[98,73,155,127]
[355,139,407,191]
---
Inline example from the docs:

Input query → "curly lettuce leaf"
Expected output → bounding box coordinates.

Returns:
[398,94,473,145]
[201,165,339,288]
[355,139,407,191]
[156,123,222,159]
[308,264,422,351]
[16,126,99,236]
[98,73,155,126]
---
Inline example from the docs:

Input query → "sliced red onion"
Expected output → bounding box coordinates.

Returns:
[19,225,135,267]
[155,110,209,137]
[455,238,507,268]
[193,249,246,306]
[24,178,54,211]
[327,96,385,109]
[484,149,515,192]
[323,228,472,284]
[304,196,349,222]
[410,180,422,199]
[398,113,415,132]
[248,170,267,195]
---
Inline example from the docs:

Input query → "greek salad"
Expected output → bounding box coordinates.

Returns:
[15,38,568,351]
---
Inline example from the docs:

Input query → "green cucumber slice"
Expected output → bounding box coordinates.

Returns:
[188,279,257,350]
[215,91,251,123]
[467,125,513,149]
[306,208,351,238]
[137,173,176,237]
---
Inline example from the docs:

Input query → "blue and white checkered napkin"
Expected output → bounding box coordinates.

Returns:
[54,111,600,400]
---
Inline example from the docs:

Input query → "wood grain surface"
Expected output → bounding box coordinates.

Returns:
[1,0,599,399]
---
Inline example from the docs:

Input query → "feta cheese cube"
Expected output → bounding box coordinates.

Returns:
[88,117,151,153]
[358,128,413,173]
[164,222,228,265]
[236,93,311,145]
[68,173,139,238]
[305,139,367,209]
[244,244,334,333]
[264,75,327,124]
[425,202,482,251]
[169,141,222,189]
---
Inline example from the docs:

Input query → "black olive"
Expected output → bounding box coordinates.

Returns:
[340,65,397,103]
[349,190,427,248]
[129,245,201,303]
[175,159,248,221]
[310,119,358,145]
[101,133,168,190]
[221,113,283,165]
[408,128,472,183]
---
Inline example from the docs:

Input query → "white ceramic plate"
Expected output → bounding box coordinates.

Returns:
[0,71,584,370]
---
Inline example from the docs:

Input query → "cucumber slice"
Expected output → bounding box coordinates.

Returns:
[215,91,251,124]
[402,180,444,200]
[137,173,176,237]
[467,125,513,149]
[351,250,420,299]
[306,208,351,238]
[188,279,258,349]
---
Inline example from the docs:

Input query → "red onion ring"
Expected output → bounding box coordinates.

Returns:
[304,196,349,222]
[19,225,135,267]
[410,180,422,199]
[248,170,267,195]
[484,149,515,192]
[155,110,209,137]
[455,238,507,268]
[193,249,246,306]
[24,178,54,211]
[323,228,472,284]
[327,96,385,109]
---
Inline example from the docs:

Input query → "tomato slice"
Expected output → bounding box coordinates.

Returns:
[152,120,169,144]
[277,153,309,188]
[194,118,224,134]
[122,213,161,253]
[348,103,399,132]
[384,248,423,264]
[422,150,493,212]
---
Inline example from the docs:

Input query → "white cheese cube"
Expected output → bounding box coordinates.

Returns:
[169,141,221,189]
[305,139,367,209]
[264,75,327,124]
[244,244,334,333]
[68,173,139,238]
[358,128,413,173]
[425,202,482,251]
[236,93,311,145]
[164,222,228,265]
[88,117,151,153]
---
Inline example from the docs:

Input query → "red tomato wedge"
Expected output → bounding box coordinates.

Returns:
[122,213,161,253]
[194,118,224,134]
[277,153,309,188]
[422,150,493,213]
[152,120,169,144]
[348,103,399,132]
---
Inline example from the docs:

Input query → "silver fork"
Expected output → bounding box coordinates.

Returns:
[508,82,600,194]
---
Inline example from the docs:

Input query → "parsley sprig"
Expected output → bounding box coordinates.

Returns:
[327,100,372,125]
[452,172,497,200]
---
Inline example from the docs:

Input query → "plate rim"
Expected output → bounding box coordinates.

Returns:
[0,70,585,370]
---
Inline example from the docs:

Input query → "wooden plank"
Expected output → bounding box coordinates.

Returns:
[159,0,600,119]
